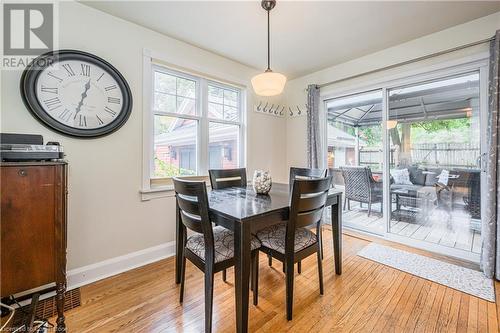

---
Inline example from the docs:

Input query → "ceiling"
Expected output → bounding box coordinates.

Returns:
[82,1,500,79]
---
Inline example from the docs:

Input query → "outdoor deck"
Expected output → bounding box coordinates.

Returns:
[333,201,481,255]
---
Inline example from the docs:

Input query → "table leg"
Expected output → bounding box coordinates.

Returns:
[175,203,182,284]
[331,193,342,275]
[234,222,251,333]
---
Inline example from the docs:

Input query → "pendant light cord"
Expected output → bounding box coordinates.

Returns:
[267,9,271,71]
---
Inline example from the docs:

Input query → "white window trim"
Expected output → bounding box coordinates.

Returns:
[141,49,247,199]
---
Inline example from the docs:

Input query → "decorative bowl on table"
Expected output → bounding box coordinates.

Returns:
[252,170,272,194]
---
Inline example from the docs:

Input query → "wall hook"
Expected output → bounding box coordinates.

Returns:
[296,105,302,115]
[256,101,262,111]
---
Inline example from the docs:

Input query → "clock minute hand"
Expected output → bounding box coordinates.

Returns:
[74,80,91,119]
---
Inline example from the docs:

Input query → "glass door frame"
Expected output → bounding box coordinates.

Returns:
[321,53,489,263]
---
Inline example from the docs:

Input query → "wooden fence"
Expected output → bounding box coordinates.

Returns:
[359,142,479,169]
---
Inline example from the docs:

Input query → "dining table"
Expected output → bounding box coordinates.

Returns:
[174,183,343,333]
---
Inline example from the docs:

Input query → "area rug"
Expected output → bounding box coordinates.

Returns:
[358,243,495,302]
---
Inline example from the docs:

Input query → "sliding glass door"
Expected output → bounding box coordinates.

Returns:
[326,90,385,235]
[324,61,487,260]
[387,72,482,255]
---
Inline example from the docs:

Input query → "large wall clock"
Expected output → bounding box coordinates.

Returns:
[21,50,133,138]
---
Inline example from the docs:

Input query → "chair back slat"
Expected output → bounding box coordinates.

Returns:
[296,192,329,212]
[285,176,332,251]
[209,168,247,190]
[295,207,325,229]
[179,209,204,234]
[289,167,326,192]
[176,193,201,216]
[173,178,213,243]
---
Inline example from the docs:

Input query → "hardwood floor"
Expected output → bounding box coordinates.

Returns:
[54,228,498,332]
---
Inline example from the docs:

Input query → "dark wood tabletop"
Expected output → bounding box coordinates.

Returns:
[175,184,343,333]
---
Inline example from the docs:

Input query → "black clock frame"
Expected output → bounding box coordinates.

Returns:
[20,49,133,138]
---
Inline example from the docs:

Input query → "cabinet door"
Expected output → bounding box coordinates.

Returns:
[1,166,56,296]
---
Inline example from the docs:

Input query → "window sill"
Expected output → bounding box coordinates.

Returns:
[140,179,211,201]
[140,185,175,201]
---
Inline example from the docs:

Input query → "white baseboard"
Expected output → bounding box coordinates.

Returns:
[67,241,176,290]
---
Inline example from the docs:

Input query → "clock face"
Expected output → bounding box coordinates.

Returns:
[21,50,132,138]
[35,60,124,130]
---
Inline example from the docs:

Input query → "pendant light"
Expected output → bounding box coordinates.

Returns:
[251,0,287,96]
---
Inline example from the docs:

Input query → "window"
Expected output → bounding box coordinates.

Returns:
[151,65,244,179]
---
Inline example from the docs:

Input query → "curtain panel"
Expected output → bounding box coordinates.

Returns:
[307,84,321,169]
[482,30,500,279]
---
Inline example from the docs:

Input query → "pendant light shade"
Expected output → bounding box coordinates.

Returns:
[251,70,287,96]
[252,0,286,97]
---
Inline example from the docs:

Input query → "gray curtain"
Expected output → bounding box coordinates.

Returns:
[482,30,500,279]
[307,84,321,168]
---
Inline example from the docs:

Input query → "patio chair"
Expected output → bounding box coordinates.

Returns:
[340,166,383,216]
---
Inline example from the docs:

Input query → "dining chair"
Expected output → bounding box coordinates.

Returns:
[208,168,247,281]
[340,166,382,216]
[208,168,247,190]
[173,178,261,333]
[268,167,327,273]
[255,176,332,320]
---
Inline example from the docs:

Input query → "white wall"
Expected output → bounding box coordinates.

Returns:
[284,11,500,169]
[0,1,287,271]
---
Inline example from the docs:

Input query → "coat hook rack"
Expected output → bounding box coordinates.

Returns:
[254,101,307,118]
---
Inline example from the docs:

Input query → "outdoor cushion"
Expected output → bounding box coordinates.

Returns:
[407,166,427,186]
[437,169,450,186]
[256,223,317,254]
[390,168,413,185]
[186,226,261,263]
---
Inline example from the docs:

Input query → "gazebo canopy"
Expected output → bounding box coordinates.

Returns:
[325,73,480,127]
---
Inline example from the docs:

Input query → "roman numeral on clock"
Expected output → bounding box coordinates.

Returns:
[104,85,117,91]
[41,86,58,94]
[107,97,120,104]
[96,115,104,125]
[78,114,87,127]
[58,109,72,122]
[47,72,63,83]
[62,64,75,76]
[104,106,116,116]
[43,97,61,111]
[80,64,91,77]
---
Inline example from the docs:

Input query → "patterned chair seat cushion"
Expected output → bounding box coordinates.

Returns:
[186,226,261,263]
[256,223,317,254]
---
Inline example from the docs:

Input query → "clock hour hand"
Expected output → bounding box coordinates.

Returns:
[74,79,91,119]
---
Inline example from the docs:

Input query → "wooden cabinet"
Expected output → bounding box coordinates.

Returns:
[1,161,67,331]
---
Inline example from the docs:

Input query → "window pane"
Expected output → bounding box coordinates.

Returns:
[154,93,176,113]
[155,72,176,94]
[224,106,238,121]
[209,122,239,169]
[177,77,196,98]
[154,116,197,177]
[388,72,482,239]
[153,70,197,115]
[208,102,223,119]
[176,97,196,115]
[208,84,239,121]
[224,89,238,107]
[208,85,223,104]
